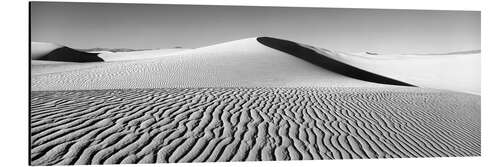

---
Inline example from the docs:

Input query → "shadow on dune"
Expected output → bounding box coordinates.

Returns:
[38,47,104,62]
[257,37,414,87]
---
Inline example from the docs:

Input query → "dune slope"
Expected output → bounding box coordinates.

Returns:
[30,87,480,165]
[257,37,414,87]
[31,38,391,91]
[257,37,479,94]
[336,51,481,94]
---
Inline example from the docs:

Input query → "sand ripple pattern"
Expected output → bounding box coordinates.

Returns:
[30,88,480,165]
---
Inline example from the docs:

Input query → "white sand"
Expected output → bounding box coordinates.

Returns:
[30,37,480,165]
[307,47,480,94]
[341,52,480,94]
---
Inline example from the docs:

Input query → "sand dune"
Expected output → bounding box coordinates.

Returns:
[258,37,480,94]
[30,87,480,165]
[31,38,390,91]
[257,37,413,87]
[31,42,104,62]
[31,37,479,94]
[31,42,63,60]
[337,51,481,94]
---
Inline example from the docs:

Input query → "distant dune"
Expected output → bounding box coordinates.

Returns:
[38,47,104,62]
[30,37,480,165]
[31,42,103,62]
[31,42,63,60]
[32,42,190,62]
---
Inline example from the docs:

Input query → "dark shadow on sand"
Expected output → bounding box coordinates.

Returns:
[257,37,414,87]
[38,47,104,62]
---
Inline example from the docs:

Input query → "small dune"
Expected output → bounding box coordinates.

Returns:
[31,42,63,60]
[38,47,103,62]
[31,42,104,62]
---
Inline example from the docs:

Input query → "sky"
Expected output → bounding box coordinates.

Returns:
[30,2,480,54]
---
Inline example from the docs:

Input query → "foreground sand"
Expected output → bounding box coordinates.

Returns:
[31,87,480,165]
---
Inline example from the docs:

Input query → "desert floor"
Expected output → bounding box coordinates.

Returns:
[30,37,480,165]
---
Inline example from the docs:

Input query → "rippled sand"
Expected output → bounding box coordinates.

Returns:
[31,87,480,165]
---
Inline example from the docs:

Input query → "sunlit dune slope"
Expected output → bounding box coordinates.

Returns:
[31,38,390,91]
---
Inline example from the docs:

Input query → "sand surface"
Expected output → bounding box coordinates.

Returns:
[30,37,481,165]
[30,87,480,165]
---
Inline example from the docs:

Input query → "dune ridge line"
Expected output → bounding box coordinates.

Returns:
[37,47,104,62]
[256,37,414,87]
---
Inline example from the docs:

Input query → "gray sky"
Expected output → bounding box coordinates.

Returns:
[30,2,480,54]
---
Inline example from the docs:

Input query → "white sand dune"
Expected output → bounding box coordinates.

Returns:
[31,38,390,91]
[30,87,480,165]
[257,37,480,94]
[31,38,480,94]
[30,37,480,165]
[329,50,480,94]
[300,43,479,94]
